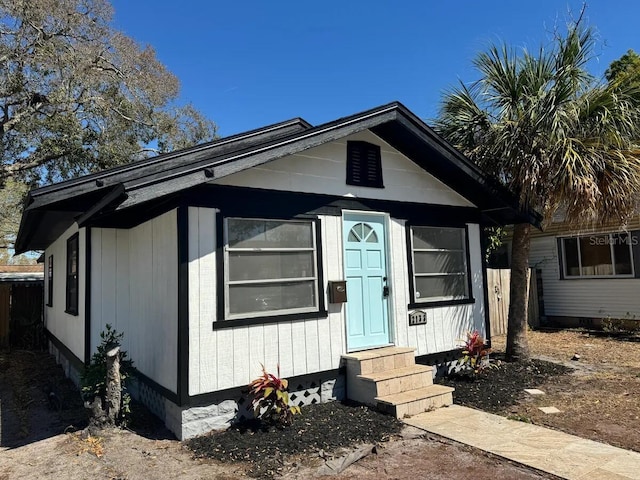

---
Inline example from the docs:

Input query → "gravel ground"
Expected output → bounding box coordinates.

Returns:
[490,330,640,452]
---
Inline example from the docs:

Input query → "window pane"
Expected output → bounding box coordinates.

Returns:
[68,238,78,274]
[413,227,463,250]
[579,235,613,276]
[612,233,633,275]
[67,276,78,311]
[415,275,467,300]
[228,219,313,248]
[563,238,580,276]
[228,281,316,315]
[228,251,315,281]
[413,251,465,274]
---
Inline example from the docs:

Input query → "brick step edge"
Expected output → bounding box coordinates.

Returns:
[357,364,434,383]
[376,384,455,406]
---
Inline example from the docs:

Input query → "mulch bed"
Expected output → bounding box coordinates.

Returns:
[436,357,571,413]
[186,401,402,478]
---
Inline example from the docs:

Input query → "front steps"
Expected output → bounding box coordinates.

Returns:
[342,346,454,419]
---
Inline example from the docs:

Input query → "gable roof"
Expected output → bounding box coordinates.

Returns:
[15,102,540,253]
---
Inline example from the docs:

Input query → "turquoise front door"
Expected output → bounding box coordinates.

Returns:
[343,213,391,351]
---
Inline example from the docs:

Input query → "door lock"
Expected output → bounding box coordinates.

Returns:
[383,285,389,298]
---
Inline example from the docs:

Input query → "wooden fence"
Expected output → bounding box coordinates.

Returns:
[0,284,10,348]
[0,283,44,349]
[487,268,542,337]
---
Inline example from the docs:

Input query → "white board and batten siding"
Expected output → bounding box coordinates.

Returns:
[187,205,486,396]
[44,223,86,361]
[212,130,474,209]
[390,220,486,355]
[529,236,640,319]
[90,209,178,394]
[187,208,346,396]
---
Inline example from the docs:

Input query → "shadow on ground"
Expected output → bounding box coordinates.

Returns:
[0,350,172,450]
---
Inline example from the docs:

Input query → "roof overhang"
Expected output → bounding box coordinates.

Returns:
[15,102,540,253]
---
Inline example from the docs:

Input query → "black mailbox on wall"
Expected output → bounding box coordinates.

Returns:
[328,280,347,303]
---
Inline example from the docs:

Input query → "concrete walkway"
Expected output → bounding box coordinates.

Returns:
[405,405,640,480]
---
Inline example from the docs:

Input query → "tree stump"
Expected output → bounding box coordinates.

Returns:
[105,346,121,424]
[85,346,121,430]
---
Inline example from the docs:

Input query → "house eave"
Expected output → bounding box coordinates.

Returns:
[15,102,540,253]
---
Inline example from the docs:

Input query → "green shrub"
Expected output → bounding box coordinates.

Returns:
[81,324,134,424]
[602,315,640,335]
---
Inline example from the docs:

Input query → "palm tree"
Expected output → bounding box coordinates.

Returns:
[435,22,640,361]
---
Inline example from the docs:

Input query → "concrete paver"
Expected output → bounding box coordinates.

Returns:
[538,406,562,414]
[405,405,640,480]
[524,388,546,395]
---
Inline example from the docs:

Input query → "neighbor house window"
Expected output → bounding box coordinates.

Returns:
[47,255,53,307]
[409,226,470,302]
[346,141,384,188]
[224,218,319,319]
[66,233,79,315]
[561,232,634,278]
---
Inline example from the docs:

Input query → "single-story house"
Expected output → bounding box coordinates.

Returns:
[0,264,44,348]
[522,216,640,328]
[15,102,537,439]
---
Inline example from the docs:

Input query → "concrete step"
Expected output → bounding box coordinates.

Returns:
[342,347,416,375]
[376,384,455,419]
[358,365,434,396]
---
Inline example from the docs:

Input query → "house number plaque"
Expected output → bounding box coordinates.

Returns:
[409,310,427,326]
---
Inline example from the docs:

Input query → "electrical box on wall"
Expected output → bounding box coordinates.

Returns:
[328,280,347,303]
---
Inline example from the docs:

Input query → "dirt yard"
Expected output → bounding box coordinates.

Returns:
[0,349,554,479]
[5,330,636,479]
[491,329,640,452]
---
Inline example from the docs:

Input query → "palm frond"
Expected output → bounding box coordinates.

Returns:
[436,20,640,227]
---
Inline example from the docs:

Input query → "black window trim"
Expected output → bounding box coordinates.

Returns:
[405,222,475,309]
[46,254,53,307]
[65,232,79,316]
[215,214,327,328]
[346,140,384,188]
[558,230,637,280]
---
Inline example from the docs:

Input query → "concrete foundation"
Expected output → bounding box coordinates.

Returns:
[49,339,346,440]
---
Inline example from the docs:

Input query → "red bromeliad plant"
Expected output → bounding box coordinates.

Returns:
[248,364,301,426]
[459,330,492,374]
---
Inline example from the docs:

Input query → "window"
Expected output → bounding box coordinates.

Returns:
[66,233,79,315]
[224,218,319,319]
[409,226,470,302]
[346,141,383,188]
[47,255,53,307]
[561,232,634,278]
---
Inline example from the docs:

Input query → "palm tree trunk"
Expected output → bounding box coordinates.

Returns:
[506,223,531,361]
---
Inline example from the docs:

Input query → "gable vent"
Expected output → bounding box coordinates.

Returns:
[346,141,384,188]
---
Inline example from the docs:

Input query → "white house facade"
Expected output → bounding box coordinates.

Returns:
[17,103,536,439]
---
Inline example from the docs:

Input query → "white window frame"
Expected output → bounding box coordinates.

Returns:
[409,226,470,303]
[561,231,635,279]
[223,217,319,320]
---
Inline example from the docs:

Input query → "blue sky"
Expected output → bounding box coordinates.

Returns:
[110,1,640,137]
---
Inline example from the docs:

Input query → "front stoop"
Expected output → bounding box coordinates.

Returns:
[342,347,454,419]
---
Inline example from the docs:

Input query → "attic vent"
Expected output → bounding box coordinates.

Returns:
[346,141,383,188]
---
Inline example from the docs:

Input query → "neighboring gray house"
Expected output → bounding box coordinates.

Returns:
[16,102,535,439]
[526,218,640,328]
